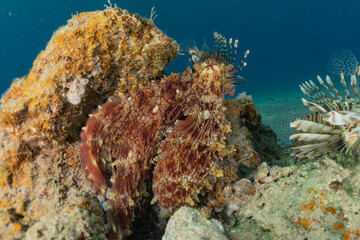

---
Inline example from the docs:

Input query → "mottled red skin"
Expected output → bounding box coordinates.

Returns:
[153,62,232,211]
[152,91,227,210]
[80,61,233,239]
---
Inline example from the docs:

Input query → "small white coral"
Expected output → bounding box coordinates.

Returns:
[64,76,89,105]
[235,91,252,104]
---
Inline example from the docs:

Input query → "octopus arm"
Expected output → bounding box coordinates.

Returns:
[105,148,153,239]
[152,111,223,211]
[79,116,112,200]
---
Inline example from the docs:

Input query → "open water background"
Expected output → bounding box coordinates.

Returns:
[1,0,360,99]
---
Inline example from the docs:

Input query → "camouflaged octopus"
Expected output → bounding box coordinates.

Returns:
[79,32,249,239]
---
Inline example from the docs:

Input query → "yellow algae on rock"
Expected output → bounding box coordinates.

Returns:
[0,6,178,240]
[0,7,178,143]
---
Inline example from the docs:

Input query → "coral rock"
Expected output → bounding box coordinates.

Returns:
[0,7,177,240]
[0,7,178,144]
[25,207,106,240]
[225,95,282,165]
[162,206,228,240]
[228,158,360,240]
[253,162,271,183]
[224,98,261,168]
[204,96,264,213]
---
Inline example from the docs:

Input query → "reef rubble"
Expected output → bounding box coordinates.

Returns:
[162,206,228,240]
[227,158,360,240]
[165,158,360,240]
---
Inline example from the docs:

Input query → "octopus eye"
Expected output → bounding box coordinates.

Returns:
[188,32,250,87]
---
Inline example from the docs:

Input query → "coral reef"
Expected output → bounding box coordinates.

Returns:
[235,91,252,104]
[224,96,281,166]
[226,94,261,130]
[251,124,283,165]
[0,6,177,144]
[25,207,106,240]
[228,158,360,240]
[7,4,360,240]
[0,6,177,240]
[200,93,282,219]
[80,32,250,238]
[0,4,280,240]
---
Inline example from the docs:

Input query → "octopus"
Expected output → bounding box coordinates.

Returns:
[79,32,250,239]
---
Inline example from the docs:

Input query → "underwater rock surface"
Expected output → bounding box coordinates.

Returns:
[228,159,360,240]
[0,7,177,239]
[162,206,228,240]
[0,7,177,144]
[25,207,107,240]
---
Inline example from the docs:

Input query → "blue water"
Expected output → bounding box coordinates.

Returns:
[1,0,360,99]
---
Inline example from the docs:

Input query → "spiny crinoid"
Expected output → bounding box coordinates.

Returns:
[79,32,249,239]
[290,73,360,161]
